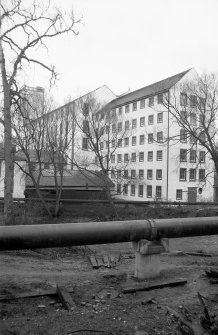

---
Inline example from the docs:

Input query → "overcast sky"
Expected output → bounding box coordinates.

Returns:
[31,0,218,105]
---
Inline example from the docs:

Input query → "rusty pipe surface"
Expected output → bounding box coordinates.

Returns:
[0,217,218,251]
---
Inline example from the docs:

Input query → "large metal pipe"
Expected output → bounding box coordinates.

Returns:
[1,217,218,251]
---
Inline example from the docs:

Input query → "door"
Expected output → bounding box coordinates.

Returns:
[188,187,197,202]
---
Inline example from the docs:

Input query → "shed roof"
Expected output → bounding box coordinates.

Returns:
[26,169,114,189]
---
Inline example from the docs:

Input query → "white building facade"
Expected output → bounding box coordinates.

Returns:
[101,69,214,202]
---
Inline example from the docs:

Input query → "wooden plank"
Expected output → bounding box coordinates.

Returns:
[0,287,74,302]
[56,285,76,311]
[185,252,212,257]
[122,279,187,294]
[102,255,111,268]
[96,256,104,267]
[88,255,99,269]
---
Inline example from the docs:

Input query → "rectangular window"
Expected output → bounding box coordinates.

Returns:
[139,152,144,162]
[111,139,115,148]
[140,99,145,109]
[157,112,163,123]
[140,117,145,127]
[106,125,109,134]
[100,142,104,150]
[199,131,206,143]
[158,93,163,104]
[180,110,187,121]
[148,133,154,143]
[132,119,137,129]
[118,107,122,115]
[139,169,144,179]
[44,162,50,169]
[157,131,163,143]
[156,169,162,180]
[124,170,128,179]
[190,150,196,163]
[118,139,122,147]
[124,153,129,162]
[199,151,205,163]
[180,149,187,162]
[176,189,183,200]
[112,124,116,133]
[138,185,144,197]
[125,120,130,130]
[117,183,121,194]
[83,120,89,132]
[190,95,197,107]
[190,134,196,144]
[199,169,205,181]
[147,151,153,161]
[147,169,153,180]
[124,137,129,146]
[189,168,196,181]
[148,115,154,125]
[149,96,154,106]
[112,109,116,118]
[131,169,136,179]
[131,184,136,196]
[180,129,187,143]
[140,135,145,145]
[157,150,163,161]
[82,102,89,116]
[132,136,137,146]
[125,104,130,113]
[118,122,122,132]
[180,93,187,106]
[156,186,162,199]
[111,154,115,163]
[147,185,152,198]
[82,138,88,150]
[133,102,137,111]
[123,184,128,195]
[131,152,136,162]
[117,170,121,179]
[180,168,187,181]
[111,170,115,179]
[190,113,197,126]
[117,154,122,163]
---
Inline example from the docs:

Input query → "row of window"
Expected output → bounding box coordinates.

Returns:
[110,113,164,133]
[180,149,205,163]
[180,168,205,181]
[104,132,164,150]
[180,93,205,108]
[109,93,164,118]
[180,129,206,144]
[118,183,162,198]
[112,169,163,180]
[112,150,163,163]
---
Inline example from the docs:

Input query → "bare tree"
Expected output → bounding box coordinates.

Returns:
[12,90,74,218]
[0,0,80,224]
[164,73,217,179]
[73,95,132,218]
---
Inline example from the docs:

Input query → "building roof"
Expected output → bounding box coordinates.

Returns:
[106,69,192,108]
[0,145,64,163]
[26,169,114,189]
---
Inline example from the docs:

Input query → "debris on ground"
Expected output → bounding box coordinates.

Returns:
[122,278,188,294]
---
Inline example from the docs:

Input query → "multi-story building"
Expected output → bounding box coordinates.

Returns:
[100,68,214,202]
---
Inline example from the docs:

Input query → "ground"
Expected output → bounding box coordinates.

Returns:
[1,233,218,335]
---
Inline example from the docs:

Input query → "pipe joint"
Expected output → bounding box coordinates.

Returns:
[147,219,158,241]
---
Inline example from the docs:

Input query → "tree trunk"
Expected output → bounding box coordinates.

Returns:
[106,188,119,219]
[0,40,14,225]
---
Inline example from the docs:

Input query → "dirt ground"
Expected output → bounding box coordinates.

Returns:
[1,233,218,335]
